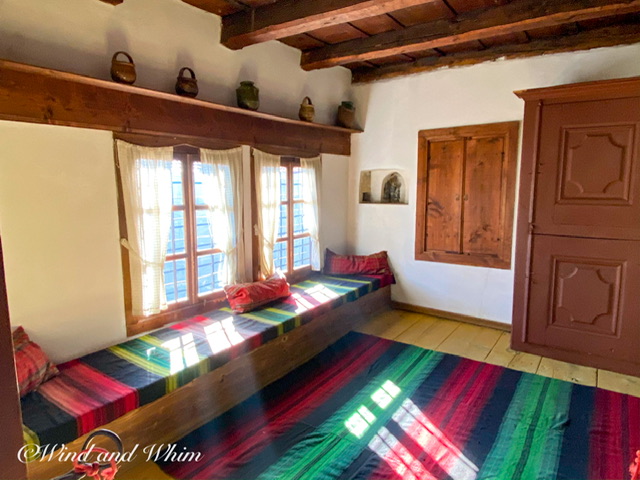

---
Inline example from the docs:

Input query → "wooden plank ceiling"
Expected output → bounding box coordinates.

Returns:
[106,0,640,83]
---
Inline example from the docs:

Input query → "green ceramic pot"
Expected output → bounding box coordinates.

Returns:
[236,81,259,111]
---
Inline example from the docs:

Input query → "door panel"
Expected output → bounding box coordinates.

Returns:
[463,136,504,256]
[528,235,639,363]
[426,139,464,253]
[533,97,640,240]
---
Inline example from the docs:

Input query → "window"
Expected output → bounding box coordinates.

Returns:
[274,158,312,275]
[415,122,519,269]
[117,140,242,335]
[253,151,320,282]
[164,151,228,305]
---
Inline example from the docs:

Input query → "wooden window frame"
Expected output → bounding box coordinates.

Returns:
[415,121,519,269]
[117,145,226,336]
[251,156,312,284]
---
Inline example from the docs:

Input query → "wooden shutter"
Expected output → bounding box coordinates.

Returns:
[415,121,519,269]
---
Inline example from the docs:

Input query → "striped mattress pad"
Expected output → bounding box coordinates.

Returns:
[21,273,393,450]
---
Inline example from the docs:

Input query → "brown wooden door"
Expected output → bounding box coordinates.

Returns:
[513,77,640,376]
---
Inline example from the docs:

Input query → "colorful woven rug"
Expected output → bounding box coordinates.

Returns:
[157,332,639,480]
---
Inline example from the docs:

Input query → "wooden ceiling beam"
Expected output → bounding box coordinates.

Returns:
[352,23,640,82]
[221,0,440,50]
[302,0,640,69]
[98,0,124,5]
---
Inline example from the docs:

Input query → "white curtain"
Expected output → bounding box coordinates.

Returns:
[254,149,281,277]
[199,147,243,285]
[300,156,322,270]
[116,140,174,316]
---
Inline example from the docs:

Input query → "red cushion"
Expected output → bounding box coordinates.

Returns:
[323,249,393,275]
[224,277,291,313]
[12,326,59,397]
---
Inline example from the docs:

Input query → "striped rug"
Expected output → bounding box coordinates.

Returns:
[157,332,639,480]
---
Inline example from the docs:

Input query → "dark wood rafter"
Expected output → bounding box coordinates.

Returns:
[302,0,640,70]
[0,59,359,156]
[221,0,441,49]
[352,23,640,82]
[98,0,124,4]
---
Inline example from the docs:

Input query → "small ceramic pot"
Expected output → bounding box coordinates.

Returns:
[110,51,136,85]
[175,67,199,98]
[337,101,356,129]
[298,96,315,122]
[236,81,259,111]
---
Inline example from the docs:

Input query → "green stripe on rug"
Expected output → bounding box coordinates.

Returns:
[478,375,573,480]
[516,379,573,480]
[257,346,444,480]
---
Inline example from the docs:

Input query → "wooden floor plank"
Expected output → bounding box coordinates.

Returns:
[507,350,543,374]
[395,316,461,350]
[436,323,503,362]
[354,309,421,340]
[537,357,597,386]
[598,369,640,397]
[484,331,517,368]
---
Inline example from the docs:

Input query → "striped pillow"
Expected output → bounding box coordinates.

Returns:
[323,249,393,275]
[12,326,59,397]
[224,277,290,313]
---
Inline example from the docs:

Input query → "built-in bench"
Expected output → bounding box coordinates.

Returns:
[24,273,392,479]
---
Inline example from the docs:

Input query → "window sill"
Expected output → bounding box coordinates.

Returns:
[126,293,226,336]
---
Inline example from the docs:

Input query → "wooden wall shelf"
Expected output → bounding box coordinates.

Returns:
[0,59,360,156]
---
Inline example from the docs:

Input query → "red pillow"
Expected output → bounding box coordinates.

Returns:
[323,249,393,275]
[224,277,291,313]
[12,326,59,397]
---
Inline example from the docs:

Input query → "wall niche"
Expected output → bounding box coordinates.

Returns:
[359,169,408,204]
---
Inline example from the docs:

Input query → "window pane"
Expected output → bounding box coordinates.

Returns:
[193,161,210,206]
[195,210,215,251]
[278,204,287,238]
[171,160,184,206]
[293,237,311,269]
[279,166,288,202]
[166,211,186,256]
[293,202,306,235]
[274,241,288,272]
[164,258,188,304]
[293,166,303,201]
[198,253,225,295]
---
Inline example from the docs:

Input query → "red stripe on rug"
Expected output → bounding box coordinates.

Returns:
[629,396,640,475]
[373,360,501,479]
[590,388,624,479]
[181,335,394,479]
[39,360,138,436]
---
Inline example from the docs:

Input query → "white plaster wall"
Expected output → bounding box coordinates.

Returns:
[0,0,353,361]
[349,43,640,325]
[321,155,350,255]
[0,0,351,124]
[0,122,125,363]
